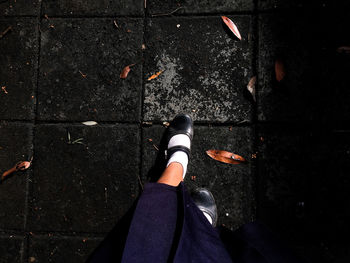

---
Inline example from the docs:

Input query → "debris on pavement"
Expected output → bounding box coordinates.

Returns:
[206,150,246,165]
[81,121,98,126]
[1,86,8,94]
[275,58,286,82]
[337,46,350,54]
[1,157,33,182]
[120,64,135,79]
[67,131,84,145]
[247,76,256,102]
[221,16,241,40]
[0,26,12,39]
[147,70,163,81]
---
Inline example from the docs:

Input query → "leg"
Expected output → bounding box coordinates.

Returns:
[157,162,183,187]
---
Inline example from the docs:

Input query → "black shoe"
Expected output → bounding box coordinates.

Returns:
[165,114,194,159]
[191,188,218,227]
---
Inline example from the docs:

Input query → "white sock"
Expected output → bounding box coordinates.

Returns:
[167,134,190,178]
[203,211,213,225]
[168,134,191,150]
[166,151,188,178]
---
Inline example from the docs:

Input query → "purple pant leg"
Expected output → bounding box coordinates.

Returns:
[121,183,179,263]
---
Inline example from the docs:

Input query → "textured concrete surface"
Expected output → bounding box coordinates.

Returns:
[1,0,350,262]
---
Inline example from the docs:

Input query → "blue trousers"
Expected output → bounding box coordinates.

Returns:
[89,182,302,263]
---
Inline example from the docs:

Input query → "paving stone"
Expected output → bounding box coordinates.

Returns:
[257,12,327,122]
[258,11,350,122]
[0,122,32,231]
[42,0,144,16]
[0,18,38,120]
[258,126,350,245]
[28,124,140,232]
[28,235,101,263]
[0,0,39,16]
[258,0,350,10]
[142,124,255,230]
[143,16,254,122]
[147,0,254,15]
[37,18,143,122]
[0,235,25,263]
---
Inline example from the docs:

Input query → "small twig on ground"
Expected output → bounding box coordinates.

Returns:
[113,20,119,28]
[144,0,147,9]
[151,7,183,17]
[1,86,8,94]
[0,26,12,39]
[137,174,144,190]
[79,70,87,78]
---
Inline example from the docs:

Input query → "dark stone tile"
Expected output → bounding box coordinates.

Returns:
[37,18,143,122]
[0,18,38,120]
[143,16,254,122]
[148,0,254,15]
[42,0,144,16]
[28,124,140,232]
[0,0,39,16]
[258,0,350,10]
[257,11,350,122]
[0,235,25,263]
[0,122,32,231]
[142,124,255,230]
[28,235,101,263]
[258,125,350,244]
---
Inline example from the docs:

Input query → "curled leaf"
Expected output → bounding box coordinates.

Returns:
[147,71,163,81]
[247,76,256,102]
[275,59,286,82]
[221,16,242,40]
[206,150,246,165]
[120,64,135,79]
[1,159,32,181]
[82,121,98,126]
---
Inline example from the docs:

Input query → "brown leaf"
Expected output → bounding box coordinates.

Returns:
[120,64,135,79]
[1,86,8,94]
[275,59,286,82]
[337,46,350,54]
[221,16,241,40]
[247,76,256,102]
[206,150,246,165]
[147,70,163,81]
[1,159,32,181]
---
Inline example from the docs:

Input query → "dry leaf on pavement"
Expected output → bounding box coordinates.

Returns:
[275,59,286,82]
[221,16,242,40]
[147,71,163,81]
[206,150,246,165]
[247,76,256,102]
[1,158,32,181]
[120,64,135,79]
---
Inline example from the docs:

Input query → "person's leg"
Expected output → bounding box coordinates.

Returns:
[157,162,183,187]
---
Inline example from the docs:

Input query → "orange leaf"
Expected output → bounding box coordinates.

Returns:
[120,64,135,79]
[147,70,163,81]
[275,59,286,82]
[221,16,242,40]
[206,150,246,165]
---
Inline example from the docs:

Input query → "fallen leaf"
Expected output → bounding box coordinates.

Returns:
[206,150,246,165]
[162,121,170,127]
[275,59,286,82]
[147,70,163,81]
[120,64,135,79]
[1,158,32,181]
[337,46,350,54]
[113,20,119,28]
[79,70,87,78]
[81,121,98,126]
[221,16,241,40]
[247,76,256,102]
